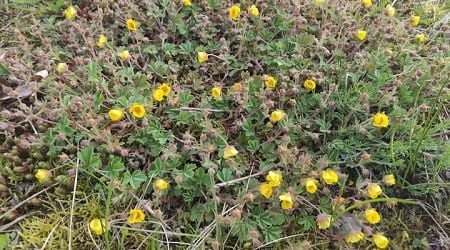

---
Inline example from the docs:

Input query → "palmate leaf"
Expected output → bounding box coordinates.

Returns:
[78,147,100,169]
[217,168,233,182]
[263,226,283,243]
[106,156,125,178]
[297,216,316,232]
[122,170,147,189]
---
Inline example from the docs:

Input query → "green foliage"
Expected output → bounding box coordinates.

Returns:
[0,0,448,249]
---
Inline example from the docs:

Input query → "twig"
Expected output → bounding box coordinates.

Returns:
[68,153,80,250]
[0,183,58,221]
[188,204,239,250]
[0,211,38,232]
[170,107,225,112]
[417,202,449,239]
[215,167,275,188]
[87,223,101,250]
[256,233,306,249]
[40,220,62,250]
[111,226,200,237]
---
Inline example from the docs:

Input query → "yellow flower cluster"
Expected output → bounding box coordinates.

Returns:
[155,179,169,190]
[107,103,145,121]
[61,4,422,247]
[89,219,107,235]
[181,0,192,7]
[153,83,171,102]
[265,76,277,89]
[128,209,145,224]
[65,6,77,21]
[223,145,239,159]
[270,110,285,123]
[259,171,281,198]
[126,18,139,31]
[97,35,107,48]
[211,87,222,99]
[321,169,339,185]
[119,50,130,61]
[373,112,389,128]
[361,0,372,8]
[35,169,52,184]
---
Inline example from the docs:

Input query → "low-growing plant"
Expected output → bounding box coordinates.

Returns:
[0,0,449,249]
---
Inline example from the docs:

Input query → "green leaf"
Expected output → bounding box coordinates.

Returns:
[0,64,10,77]
[0,234,9,250]
[297,216,316,231]
[107,156,125,177]
[242,119,255,136]
[207,0,220,9]
[78,147,101,169]
[255,211,273,229]
[149,158,165,176]
[195,168,211,186]
[269,212,286,226]
[263,226,282,243]
[93,91,104,112]
[123,170,147,189]
[178,90,194,104]
[217,168,234,182]
[247,139,260,152]
[179,41,194,54]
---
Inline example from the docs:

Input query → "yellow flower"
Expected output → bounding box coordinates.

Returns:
[211,87,222,99]
[248,5,259,16]
[321,169,339,185]
[65,6,77,21]
[56,62,68,74]
[229,5,241,20]
[410,15,420,26]
[373,233,389,249]
[367,183,382,199]
[270,110,285,123]
[364,208,381,224]
[304,178,318,194]
[361,0,372,8]
[155,179,169,191]
[265,76,277,89]
[346,231,365,243]
[259,182,273,199]
[316,213,331,229]
[181,0,192,7]
[372,112,389,128]
[119,50,130,61]
[108,109,124,121]
[355,29,367,41]
[315,0,324,5]
[383,174,396,186]
[233,82,242,91]
[97,35,107,48]
[128,209,145,224]
[279,193,294,210]
[89,219,106,235]
[159,83,171,96]
[35,169,51,184]
[153,89,164,102]
[126,18,138,31]
[129,103,146,118]
[304,79,316,91]
[416,34,426,43]
[197,52,208,63]
[266,171,282,187]
[384,4,396,17]
[223,145,238,159]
